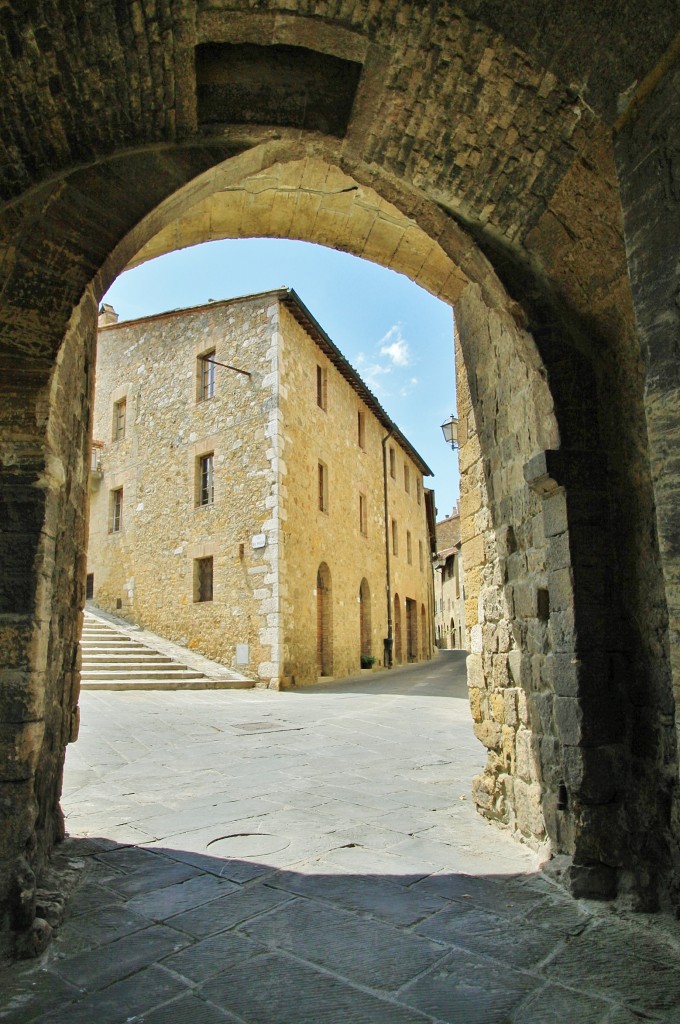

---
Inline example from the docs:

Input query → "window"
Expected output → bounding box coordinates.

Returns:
[359,492,368,536]
[391,518,398,555]
[194,556,213,602]
[419,540,424,571]
[357,410,366,449]
[407,530,413,564]
[316,365,327,410]
[109,487,123,533]
[389,447,396,479]
[404,463,410,493]
[198,350,216,401]
[197,452,214,506]
[318,461,328,512]
[416,478,422,505]
[112,398,126,441]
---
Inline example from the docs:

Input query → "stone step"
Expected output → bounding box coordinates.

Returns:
[83,654,175,664]
[82,665,207,679]
[80,677,253,691]
[80,609,254,691]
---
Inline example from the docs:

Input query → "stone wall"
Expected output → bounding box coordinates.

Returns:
[0,290,96,954]
[456,283,560,856]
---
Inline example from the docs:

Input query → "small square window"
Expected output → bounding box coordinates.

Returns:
[359,492,368,536]
[112,398,126,442]
[198,350,216,401]
[357,410,366,449]
[109,487,123,533]
[316,365,327,410]
[194,556,213,602]
[318,461,328,512]
[197,452,214,506]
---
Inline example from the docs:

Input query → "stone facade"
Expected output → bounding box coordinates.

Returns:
[435,508,466,650]
[88,290,435,689]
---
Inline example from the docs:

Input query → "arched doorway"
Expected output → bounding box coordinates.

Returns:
[359,578,371,666]
[394,594,402,666]
[0,2,678,931]
[316,563,332,678]
[421,604,427,659]
[450,619,455,650]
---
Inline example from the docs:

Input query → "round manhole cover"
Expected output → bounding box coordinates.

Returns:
[206,833,289,857]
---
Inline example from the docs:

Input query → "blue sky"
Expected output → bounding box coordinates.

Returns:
[103,238,460,517]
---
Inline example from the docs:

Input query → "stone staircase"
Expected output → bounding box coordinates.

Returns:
[79,611,253,691]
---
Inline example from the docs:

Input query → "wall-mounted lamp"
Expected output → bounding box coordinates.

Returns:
[440,414,459,450]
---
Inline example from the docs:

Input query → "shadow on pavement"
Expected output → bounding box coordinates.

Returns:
[1,836,677,1024]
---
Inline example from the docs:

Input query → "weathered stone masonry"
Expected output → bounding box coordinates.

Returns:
[1,0,679,952]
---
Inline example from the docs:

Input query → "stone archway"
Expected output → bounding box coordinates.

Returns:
[1,2,679,951]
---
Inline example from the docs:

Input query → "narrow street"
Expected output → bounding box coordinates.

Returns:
[2,654,680,1022]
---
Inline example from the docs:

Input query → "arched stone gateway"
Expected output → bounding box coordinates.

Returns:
[0,2,679,950]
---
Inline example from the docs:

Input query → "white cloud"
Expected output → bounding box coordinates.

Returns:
[379,324,412,367]
[400,376,420,397]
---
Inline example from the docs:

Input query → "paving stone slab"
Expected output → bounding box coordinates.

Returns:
[168,884,295,938]
[139,992,242,1023]
[265,871,449,928]
[127,873,239,921]
[398,949,539,1024]
[162,931,264,983]
[0,968,80,1024]
[542,919,680,1013]
[54,903,152,953]
[41,965,189,1024]
[240,897,448,992]
[415,905,564,969]
[415,872,540,914]
[100,860,202,899]
[200,951,435,1024]
[48,923,191,992]
[509,983,623,1023]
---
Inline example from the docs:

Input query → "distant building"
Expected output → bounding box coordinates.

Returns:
[434,506,466,649]
[87,288,437,687]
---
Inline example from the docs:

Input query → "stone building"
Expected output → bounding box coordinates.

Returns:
[2,1,680,951]
[434,507,466,650]
[87,289,436,688]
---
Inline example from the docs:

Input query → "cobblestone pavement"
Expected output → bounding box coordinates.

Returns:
[3,654,680,1023]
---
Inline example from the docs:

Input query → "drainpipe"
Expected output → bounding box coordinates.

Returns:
[382,430,393,668]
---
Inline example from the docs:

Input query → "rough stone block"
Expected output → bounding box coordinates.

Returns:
[513,778,546,837]
[474,719,502,750]
[542,492,568,538]
[466,653,484,688]
[554,696,582,745]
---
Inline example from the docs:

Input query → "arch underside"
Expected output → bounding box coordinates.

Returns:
[0,2,678,950]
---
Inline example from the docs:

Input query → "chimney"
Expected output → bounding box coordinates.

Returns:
[98,303,119,327]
